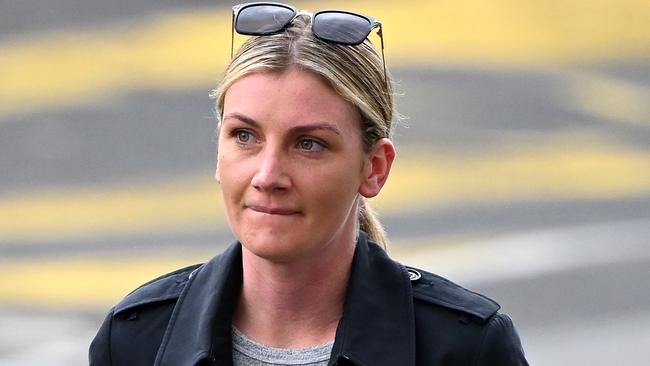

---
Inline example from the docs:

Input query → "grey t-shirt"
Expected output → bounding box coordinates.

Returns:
[232,327,333,366]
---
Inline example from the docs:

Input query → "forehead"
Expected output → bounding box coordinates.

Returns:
[222,67,360,131]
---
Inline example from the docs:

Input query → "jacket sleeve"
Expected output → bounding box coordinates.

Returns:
[475,313,529,366]
[89,309,113,366]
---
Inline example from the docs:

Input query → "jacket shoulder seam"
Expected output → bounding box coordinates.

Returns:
[126,263,202,296]
[409,267,500,322]
[113,263,203,315]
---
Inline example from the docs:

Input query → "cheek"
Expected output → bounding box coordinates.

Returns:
[217,153,247,203]
[301,159,364,212]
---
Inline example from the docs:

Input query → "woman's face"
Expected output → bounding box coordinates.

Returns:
[217,67,372,263]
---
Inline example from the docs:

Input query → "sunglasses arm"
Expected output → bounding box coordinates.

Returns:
[377,25,387,86]
[230,12,236,58]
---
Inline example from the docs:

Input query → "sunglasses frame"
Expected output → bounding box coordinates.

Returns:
[230,2,387,83]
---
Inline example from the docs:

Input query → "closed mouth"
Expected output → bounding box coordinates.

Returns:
[247,205,300,215]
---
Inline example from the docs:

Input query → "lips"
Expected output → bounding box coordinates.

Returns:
[247,205,300,215]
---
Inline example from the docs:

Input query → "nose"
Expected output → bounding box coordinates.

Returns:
[251,147,291,192]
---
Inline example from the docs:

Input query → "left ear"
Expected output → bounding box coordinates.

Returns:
[214,160,221,184]
[359,138,396,198]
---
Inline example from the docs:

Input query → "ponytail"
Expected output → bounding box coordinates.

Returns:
[358,198,388,250]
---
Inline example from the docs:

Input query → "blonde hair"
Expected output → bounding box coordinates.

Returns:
[214,15,394,248]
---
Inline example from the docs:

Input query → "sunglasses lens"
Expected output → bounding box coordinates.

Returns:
[313,12,372,45]
[236,5,296,35]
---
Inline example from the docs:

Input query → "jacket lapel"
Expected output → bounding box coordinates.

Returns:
[155,243,242,366]
[330,233,416,366]
[154,233,416,366]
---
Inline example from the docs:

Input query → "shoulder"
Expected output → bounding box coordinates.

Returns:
[363,236,500,323]
[406,266,500,323]
[112,263,202,318]
[404,266,528,365]
[89,263,203,365]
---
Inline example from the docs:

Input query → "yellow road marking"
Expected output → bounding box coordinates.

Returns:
[379,140,650,212]
[0,9,227,117]
[566,70,650,126]
[0,178,227,243]
[1,139,649,243]
[1,0,650,117]
[0,235,475,309]
[0,257,209,309]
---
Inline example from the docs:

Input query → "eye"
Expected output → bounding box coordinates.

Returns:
[234,129,254,144]
[297,138,325,152]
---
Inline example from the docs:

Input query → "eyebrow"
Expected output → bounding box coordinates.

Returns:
[223,112,343,136]
[223,112,260,128]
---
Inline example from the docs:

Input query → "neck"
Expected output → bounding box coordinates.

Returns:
[233,232,356,349]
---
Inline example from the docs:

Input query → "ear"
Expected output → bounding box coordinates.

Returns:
[359,138,396,198]
[214,160,221,184]
[215,122,222,184]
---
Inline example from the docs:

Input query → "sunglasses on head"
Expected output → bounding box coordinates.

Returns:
[230,2,386,81]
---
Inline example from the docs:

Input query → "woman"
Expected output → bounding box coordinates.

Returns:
[90,3,528,365]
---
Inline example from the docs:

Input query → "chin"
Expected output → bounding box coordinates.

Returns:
[238,229,314,263]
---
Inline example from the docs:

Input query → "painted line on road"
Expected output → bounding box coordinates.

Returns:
[0,256,209,309]
[0,178,227,243]
[391,217,650,287]
[1,0,650,118]
[2,218,648,309]
[1,139,649,243]
[565,70,650,127]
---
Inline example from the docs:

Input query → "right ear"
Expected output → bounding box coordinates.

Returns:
[358,138,395,198]
[215,121,222,184]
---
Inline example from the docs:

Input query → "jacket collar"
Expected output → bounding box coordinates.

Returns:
[154,243,242,366]
[155,232,415,366]
[330,233,416,366]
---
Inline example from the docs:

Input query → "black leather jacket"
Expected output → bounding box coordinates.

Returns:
[90,232,529,365]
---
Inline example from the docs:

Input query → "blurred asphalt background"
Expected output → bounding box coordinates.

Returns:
[1,0,649,365]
